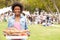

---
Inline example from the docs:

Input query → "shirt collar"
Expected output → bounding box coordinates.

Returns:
[12,14,23,19]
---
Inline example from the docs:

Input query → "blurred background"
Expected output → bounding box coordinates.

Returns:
[0,0,60,40]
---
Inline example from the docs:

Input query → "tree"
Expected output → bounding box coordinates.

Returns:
[0,0,60,12]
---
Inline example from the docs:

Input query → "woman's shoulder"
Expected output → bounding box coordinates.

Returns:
[21,16,27,21]
[8,16,14,21]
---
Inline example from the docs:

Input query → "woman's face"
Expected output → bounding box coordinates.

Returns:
[14,6,21,15]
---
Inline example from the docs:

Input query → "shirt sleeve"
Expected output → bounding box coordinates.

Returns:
[25,18,28,30]
[8,20,11,27]
[8,17,12,28]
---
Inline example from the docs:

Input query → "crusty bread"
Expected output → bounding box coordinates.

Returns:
[3,27,28,36]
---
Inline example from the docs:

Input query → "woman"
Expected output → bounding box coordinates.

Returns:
[8,2,29,40]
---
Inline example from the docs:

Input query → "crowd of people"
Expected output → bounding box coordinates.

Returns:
[0,11,13,22]
[0,9,60,26]
[26,10,60,26]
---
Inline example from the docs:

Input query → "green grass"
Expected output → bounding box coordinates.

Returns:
[0,22,60,40]
[0,22,7,40]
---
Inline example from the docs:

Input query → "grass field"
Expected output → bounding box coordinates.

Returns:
[0,22,60,40]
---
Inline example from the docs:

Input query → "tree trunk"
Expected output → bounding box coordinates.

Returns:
[51,0,59,13]
[41,0,53,13]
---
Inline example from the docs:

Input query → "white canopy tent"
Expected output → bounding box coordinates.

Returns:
[0,6,12,14]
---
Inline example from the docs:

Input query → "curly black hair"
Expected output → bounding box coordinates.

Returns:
[11,2,23,13]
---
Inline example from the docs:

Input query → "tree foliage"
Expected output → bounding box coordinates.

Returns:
[0,0,60,12]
